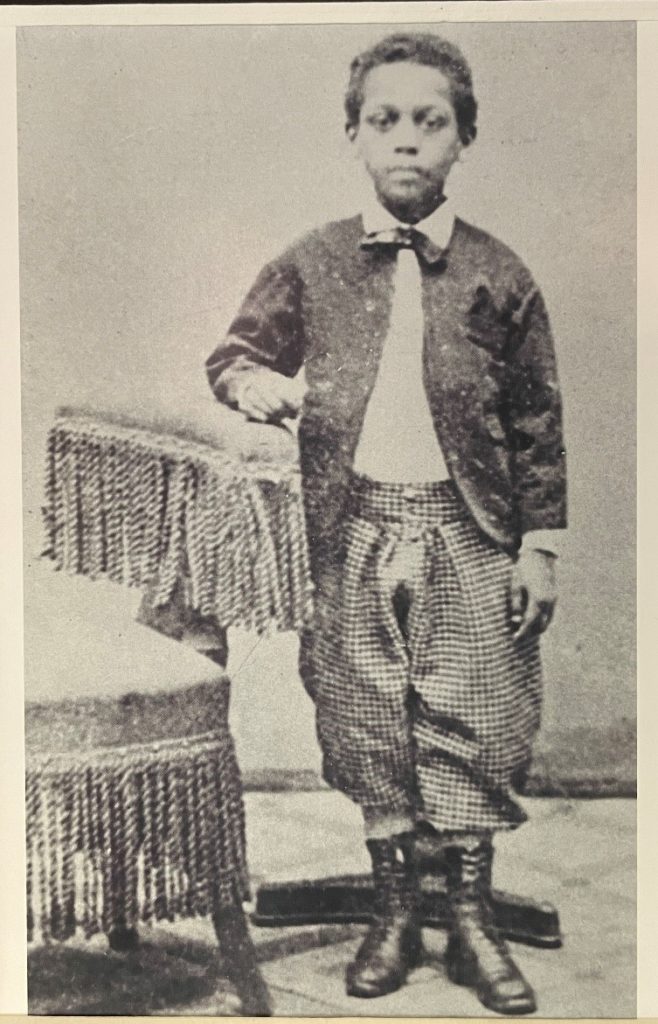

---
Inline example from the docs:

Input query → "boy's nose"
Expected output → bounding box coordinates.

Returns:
[392,120,420,154]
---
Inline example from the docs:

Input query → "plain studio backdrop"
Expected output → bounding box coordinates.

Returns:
[18,21,635,779]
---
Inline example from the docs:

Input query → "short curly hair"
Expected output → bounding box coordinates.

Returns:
[345,32,477,146]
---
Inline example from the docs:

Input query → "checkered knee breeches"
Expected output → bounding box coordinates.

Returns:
[301,476,542,833]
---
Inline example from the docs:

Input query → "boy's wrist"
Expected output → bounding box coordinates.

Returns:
[233,366,277,411]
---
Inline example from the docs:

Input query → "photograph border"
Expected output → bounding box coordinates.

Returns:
[1,2,653,1019]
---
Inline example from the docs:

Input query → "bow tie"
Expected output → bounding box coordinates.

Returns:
[360,226,446,265]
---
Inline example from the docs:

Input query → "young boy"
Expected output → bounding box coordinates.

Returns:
[206,33,566,1015]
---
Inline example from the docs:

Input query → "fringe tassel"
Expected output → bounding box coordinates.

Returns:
[26,735,249,944]
[43,414,313,635]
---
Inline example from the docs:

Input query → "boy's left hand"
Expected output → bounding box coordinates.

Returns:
[510,549,557,641]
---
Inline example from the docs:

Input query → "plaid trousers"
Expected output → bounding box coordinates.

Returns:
[302,475,542,833]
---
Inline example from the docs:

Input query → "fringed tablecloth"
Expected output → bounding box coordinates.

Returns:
[26,679,249,944]
[42,410,312,636]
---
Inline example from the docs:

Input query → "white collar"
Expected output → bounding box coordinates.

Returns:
[361,192,455,250]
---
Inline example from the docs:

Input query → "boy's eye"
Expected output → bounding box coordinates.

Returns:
[419,112,450,132]
[366,110,397,131]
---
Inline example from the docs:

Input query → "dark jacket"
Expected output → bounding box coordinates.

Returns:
[206,214,567,581]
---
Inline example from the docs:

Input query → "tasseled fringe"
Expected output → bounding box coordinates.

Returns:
[26,734,249,944]
[43,414,312,635]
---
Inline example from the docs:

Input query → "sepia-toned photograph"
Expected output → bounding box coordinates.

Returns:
[18,15,636,1017]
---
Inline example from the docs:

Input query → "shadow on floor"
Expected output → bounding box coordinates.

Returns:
[28,930,234,1016]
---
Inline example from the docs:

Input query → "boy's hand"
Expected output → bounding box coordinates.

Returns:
[236,368,306,423]
[510,549,557,641]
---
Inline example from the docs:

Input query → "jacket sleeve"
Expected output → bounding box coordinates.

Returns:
[503,279,567,536]
[206,258,305,408]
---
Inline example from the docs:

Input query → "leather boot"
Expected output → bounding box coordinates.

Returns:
[346,832,422,998]
[444,840,537,1016]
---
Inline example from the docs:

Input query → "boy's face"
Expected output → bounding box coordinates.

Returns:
[348,61,462,222]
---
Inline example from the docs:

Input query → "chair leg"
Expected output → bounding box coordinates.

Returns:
[213,903,273,1016]
[108,923,140,952]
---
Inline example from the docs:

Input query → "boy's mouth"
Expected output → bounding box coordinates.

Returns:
[386,166,427,183]
[388,165,424,176]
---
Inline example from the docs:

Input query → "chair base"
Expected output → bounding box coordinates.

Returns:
[252,874,562,949]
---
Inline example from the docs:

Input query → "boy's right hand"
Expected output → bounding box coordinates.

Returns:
[235,368,306,424]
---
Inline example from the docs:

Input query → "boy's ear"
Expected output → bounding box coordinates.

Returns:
[345,123,358,143]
